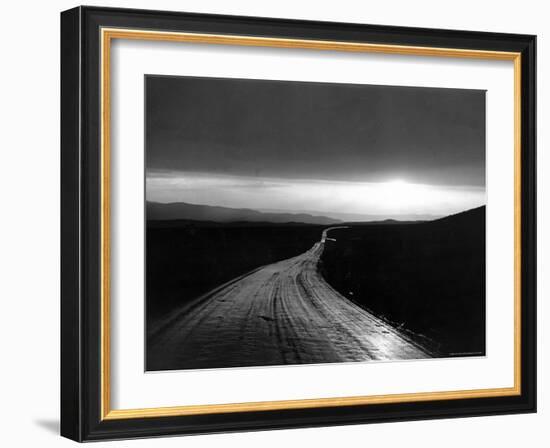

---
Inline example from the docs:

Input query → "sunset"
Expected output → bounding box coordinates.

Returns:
[146,170,485,219]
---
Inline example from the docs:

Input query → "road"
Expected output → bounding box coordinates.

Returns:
[148,227,431,370]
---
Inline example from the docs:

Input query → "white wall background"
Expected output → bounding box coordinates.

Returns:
[0,0,546,446]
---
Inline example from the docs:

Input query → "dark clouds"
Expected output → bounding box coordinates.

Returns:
[146,75,485,187]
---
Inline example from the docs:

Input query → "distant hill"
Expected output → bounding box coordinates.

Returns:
[147,201,342,225]
[339,207,485,226]
[432,205,485,224]
[259,208,441,222]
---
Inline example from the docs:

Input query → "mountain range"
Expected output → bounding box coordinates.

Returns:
[147,201,341,225]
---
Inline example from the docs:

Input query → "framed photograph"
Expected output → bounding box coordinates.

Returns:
[60,6,536,441]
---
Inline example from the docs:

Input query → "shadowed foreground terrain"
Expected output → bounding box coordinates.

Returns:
[321,206,486,356]
[146,206,485,370]
[147,228,429,371]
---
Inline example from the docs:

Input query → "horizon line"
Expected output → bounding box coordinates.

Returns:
[146,200,486,224]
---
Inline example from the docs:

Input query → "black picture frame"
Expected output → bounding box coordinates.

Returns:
[61,5,536,442]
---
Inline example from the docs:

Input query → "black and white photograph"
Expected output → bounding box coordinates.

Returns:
[145,75,487,371]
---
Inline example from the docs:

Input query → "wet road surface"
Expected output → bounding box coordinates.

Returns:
[148,227,431,370]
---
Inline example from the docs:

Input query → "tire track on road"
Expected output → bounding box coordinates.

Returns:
[147,227,431,370]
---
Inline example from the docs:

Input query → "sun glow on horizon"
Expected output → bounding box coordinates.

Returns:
[146,171,486,218]
[377,179,430,210]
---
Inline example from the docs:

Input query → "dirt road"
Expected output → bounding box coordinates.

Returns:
[148,227,430,370]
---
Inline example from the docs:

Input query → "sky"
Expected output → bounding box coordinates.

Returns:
[145,75,486,219]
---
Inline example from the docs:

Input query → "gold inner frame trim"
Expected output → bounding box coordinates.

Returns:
[100,27,522,421]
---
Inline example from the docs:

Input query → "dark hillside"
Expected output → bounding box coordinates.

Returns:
[321,207,486,356]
